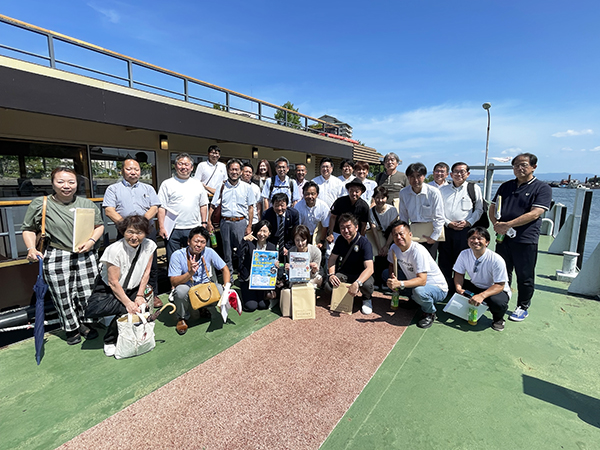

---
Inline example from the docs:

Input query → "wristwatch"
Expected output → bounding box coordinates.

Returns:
[400,281,405,290]
[357,280,363,287]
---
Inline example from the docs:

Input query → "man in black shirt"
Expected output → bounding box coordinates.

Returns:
[324,213,375,315]
[328,179,370,239]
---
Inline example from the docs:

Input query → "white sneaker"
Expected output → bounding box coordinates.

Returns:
[104,343,116,357]
[361,299,373,315]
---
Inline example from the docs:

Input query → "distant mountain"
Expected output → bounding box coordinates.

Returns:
[466,172,597,182]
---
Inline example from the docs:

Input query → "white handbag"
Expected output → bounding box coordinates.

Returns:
[114,305,156,360]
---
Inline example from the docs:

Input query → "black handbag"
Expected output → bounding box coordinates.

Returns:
[85,245,142,319]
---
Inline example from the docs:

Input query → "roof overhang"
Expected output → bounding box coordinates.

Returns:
[0,56,353,159]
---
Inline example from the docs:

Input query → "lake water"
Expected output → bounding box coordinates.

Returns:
[490,184,598,262]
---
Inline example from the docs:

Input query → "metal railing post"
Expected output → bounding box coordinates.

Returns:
[184,78,189,102]
[257,102,262,120]
[47,34,56,68]
[5,208,19,260]
[127,60,133,88]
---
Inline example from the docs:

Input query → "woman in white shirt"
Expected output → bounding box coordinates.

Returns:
[86,215,156,356]
[287,225,322,285]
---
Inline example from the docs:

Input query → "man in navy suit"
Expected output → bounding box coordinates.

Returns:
[262,192,300,259]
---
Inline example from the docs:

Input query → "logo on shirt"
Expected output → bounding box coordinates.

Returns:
[354,245,359,252]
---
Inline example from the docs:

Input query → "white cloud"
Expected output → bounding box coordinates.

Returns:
[562,147,574,152]
[88,2,121,23]
[501,147,521,155]
[551,129,593,137]
[589,146,600,152]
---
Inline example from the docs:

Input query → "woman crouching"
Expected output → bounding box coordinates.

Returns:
[89,215,155,356]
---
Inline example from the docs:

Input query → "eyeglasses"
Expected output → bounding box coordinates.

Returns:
[473,258,482,273]
[176,162,192,167]
[513,163,530,169]
[452,170,467,175]
[124,229,144,236]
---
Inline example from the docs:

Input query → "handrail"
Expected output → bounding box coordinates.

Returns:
[0,198,104,207]
[0,14,339,133]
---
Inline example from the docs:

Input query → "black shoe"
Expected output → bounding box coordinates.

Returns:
[491,319,505,332]
[79,324,99,340]
[417,312,436,329]
[66,330,82,345]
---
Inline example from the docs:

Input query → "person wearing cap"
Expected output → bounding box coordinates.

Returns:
[328,179,370,240]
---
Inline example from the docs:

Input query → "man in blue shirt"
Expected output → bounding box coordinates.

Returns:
[103,158,161,300]
[168,226,231,335]
[489,153,552,322]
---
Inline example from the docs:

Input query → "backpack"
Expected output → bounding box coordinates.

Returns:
[269,175,294,202]
[466,182,490,229]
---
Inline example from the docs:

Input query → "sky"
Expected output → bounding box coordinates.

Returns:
[1,1,600,176]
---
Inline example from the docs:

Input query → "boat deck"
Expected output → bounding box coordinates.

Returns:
[1,236,599,449]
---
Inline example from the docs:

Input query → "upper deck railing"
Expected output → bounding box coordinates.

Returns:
[0,14,340,135]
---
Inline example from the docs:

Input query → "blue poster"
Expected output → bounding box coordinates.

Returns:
[249,250,279,290]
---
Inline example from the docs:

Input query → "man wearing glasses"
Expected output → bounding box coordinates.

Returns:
[489,153,552,322]
[438,162,484,288]
[158,153,209,262]
[194,145,227,195]
[428,162,450,189]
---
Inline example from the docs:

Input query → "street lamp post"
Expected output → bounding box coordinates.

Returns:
[482,102,492,201]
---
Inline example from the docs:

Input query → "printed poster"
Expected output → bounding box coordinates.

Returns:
[288,251,310,283]
[249,250,278,290]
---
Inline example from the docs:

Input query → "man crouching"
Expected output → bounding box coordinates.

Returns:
[386,220,448,328]
[323,213,375,315]
[168,226,231,335]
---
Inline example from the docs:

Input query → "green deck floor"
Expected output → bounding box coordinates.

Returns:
[2,236,600,450]
[0,304,279,450]
[322,237,600,449]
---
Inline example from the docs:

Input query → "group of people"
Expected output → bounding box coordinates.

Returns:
[21,146,551,356]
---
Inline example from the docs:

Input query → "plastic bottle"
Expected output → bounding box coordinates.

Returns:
[496,233,505,243]
[210,232,217,248]
[468,306,478,325]
[391,290,400,310]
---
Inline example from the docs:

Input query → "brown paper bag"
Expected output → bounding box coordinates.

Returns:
[280,289,291,317]
[291,284,315,320]
[330,282,354,315]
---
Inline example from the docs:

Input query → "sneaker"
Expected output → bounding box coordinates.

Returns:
[509,306,528,322]
[361,299,373,315]
[417,312,436,329]
[66,330,81,345]
[491,319,505,332]
[103,343,116,357]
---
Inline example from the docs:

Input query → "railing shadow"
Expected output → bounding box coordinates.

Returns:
[522,374,600,428]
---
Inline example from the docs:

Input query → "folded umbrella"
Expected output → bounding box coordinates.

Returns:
[33,256,48,365]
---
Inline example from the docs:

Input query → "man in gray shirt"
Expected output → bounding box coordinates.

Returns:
[376,152,408,205]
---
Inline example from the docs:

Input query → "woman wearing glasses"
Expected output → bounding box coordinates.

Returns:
[21,167,104,345]
[453,227,511,332]
[90,215,156,356]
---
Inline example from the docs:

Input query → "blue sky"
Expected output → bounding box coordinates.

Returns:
[1,1,599,175]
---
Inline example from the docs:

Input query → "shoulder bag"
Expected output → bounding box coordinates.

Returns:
[188,255,221,309]
[210,182,226,228]
[36,196,48,252]
[85,245,143,318]
[467,182,490,228]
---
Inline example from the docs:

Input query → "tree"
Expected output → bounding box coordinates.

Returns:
[213,103,227,111]
[275,101,302,129]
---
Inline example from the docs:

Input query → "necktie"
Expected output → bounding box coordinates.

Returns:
[278,215,285,257]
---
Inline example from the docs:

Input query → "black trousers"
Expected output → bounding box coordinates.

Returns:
[495,239,538,310]
[103,287,138,345]
[438,226,471,288]
[462,279,509,322]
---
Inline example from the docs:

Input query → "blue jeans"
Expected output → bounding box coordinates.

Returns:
[382,268,447,314]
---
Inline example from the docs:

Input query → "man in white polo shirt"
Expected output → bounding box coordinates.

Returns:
[312,157,344,208]
[386,220,448,329]
[158,153,209,262]
[208,158,254,273]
